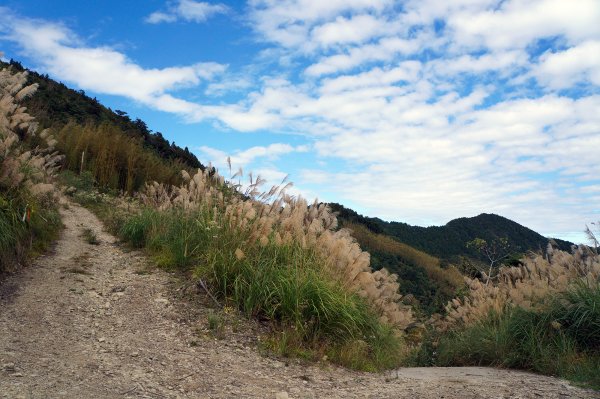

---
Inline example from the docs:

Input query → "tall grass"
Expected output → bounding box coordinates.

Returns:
[435,282,600,388]
[439,246,600,331]
[0,66,62,272]
[121,206,404,370]
[119,168,413,370]
[427,248,600,389]
[56,122,186,194]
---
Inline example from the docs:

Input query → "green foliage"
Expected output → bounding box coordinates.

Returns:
[56,123,187,194]
[548,281,600,350]
[434,282,600,389]
[0,191,61,273]
[0,194,26,266]
[329,203,573,263]
[3,59,203,170]
[120,209,158,248]
[60,170,95,192]
[345,222,464,314]
[119,206,402,371]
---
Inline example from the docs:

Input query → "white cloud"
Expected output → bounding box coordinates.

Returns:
[446,0,600,50]
[319,62,422,94]
[205,77,253,96]
[146,0,228,24]
[533,40,600,89]
[311,14,388,47]
[199,143,305,168]
[0,14,225,116]
[428,50,529,76]
[305,35,428,76]
[248,0,391,48]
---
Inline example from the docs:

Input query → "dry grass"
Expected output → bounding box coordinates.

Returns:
[438,245,600,331]
[121,165,412,369]
[0,66,63,271]
[139,167,414,330]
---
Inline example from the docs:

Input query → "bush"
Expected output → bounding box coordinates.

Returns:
[549,281,600,350]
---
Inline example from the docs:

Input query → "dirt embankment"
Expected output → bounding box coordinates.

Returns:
[1,199,598,398]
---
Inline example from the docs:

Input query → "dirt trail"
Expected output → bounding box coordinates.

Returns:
[0,200,598,399]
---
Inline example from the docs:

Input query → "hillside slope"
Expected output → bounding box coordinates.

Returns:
[345,222,464,314]
[330,203,573,261]
[1,59,203,170]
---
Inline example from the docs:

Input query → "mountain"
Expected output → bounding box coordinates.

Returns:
[329,203,575,313]
[2,59,203,170]
[343,221,465,314]
[330,203,574,261]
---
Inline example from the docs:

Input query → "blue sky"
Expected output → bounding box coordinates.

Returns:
[1,0,599,243]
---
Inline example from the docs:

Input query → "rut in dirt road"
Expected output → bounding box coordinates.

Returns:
[0,199,598,398]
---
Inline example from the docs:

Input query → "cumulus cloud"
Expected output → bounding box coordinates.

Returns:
[310,14,389,48]
[199,143,307,169]
[446,0,600,50]
[533,41,600,89]
[0,12,225,116]
[146,0,228,24]
[205,77,253,96]
[248,0,391,48]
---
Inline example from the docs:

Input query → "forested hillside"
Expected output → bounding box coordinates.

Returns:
[344,222,464,314]
[330,203,574,262]
[1,59,202,170]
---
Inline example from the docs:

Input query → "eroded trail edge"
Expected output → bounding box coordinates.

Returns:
[0,200,597,398]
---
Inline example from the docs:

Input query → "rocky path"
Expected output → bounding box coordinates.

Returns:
[0,200,598,398]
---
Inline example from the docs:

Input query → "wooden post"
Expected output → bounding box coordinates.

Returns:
[80,150,85,175]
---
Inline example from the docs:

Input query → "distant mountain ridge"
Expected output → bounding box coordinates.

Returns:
[329,203,574,261]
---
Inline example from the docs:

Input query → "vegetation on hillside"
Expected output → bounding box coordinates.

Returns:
[1,59,203,170]
[0,66,62,273]
[423,245,600,388]
[330,203,573,262]
[56,122,187,194]
[115,168,415,370]
[345,222,464,314]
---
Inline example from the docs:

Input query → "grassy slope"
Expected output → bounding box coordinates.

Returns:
[1,59,203,170]
[346,222,464,314]
[434,282,600,390]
